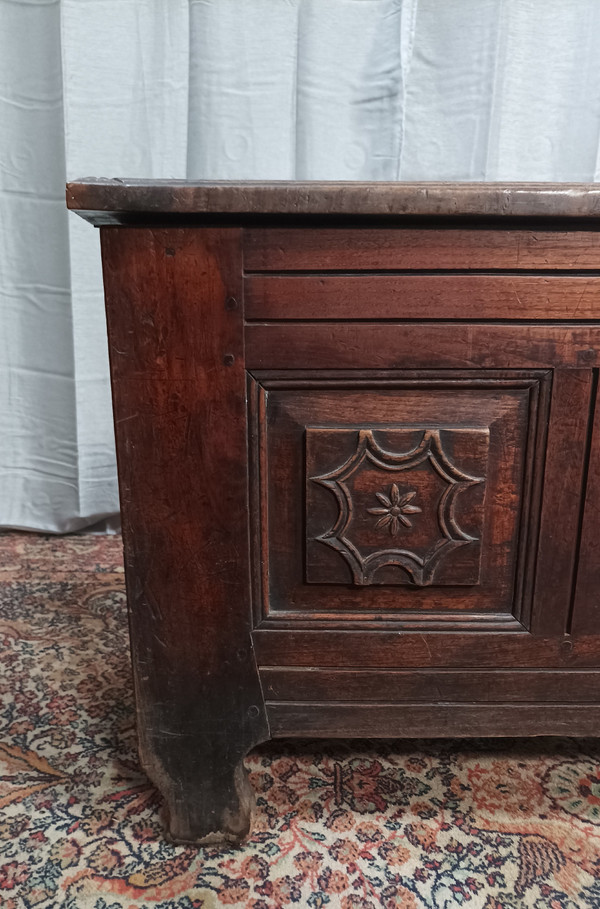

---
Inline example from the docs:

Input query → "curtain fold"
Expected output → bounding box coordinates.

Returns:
[0,0,78,531]
[1,0,599,531]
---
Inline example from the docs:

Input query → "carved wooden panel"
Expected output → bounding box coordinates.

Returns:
[306,427,488,587]
[249,370,550,628]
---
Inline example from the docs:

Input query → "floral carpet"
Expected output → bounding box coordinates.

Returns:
[2,533,600,908]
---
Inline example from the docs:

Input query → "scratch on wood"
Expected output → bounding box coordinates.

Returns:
[420,635,433,663]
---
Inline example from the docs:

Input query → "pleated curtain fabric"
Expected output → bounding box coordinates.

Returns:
[1,0,600,531]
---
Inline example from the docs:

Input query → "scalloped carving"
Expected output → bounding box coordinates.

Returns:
[308,429,487,586]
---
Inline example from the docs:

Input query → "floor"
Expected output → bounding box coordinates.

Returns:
[1,531,600,908]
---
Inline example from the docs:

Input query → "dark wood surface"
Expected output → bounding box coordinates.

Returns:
[244,226,600,270]
[530,370,593,635]
[245,275,600,322]
[266,703,600,739]
[70,180,600,844]
[252,630,599,667]
[68,179,600,222]
[245,323,600,369]
[249,371,544,625]
[100,227,269,844]
[572,377,600,634]
[261,667,600,702]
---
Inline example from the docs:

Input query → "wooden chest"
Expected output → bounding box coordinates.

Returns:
[68,180,600,844]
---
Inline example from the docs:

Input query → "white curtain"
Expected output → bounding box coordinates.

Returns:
[1,0,600,532]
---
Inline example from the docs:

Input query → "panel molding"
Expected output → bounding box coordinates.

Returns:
[248,369,551,632]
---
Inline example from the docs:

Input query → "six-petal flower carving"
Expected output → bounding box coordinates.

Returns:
[368,484,422,535]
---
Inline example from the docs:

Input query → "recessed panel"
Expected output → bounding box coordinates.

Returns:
[249,372,549,628]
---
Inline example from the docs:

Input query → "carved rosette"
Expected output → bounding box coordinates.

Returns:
[309,429,486,586]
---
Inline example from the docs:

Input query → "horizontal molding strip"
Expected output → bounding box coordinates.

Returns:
[245,274,600,321]
[266,702,600,738]
[244,226,600,271]
[245,322,600,370]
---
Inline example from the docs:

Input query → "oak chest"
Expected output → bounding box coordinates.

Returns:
[68,180,600,844]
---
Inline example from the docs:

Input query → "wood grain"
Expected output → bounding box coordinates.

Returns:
[244,227,600,272]
[570,373,600,635]
[253,629,600,668]
[101,226,269,844]
[261,667,600,703]
[266,702,600,738]
[245,323,600,370]
[245,275,600,321]
[67,179,600,222]
[531,369,593,635]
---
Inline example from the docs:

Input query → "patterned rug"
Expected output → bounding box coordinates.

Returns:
[2,533,600,909]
